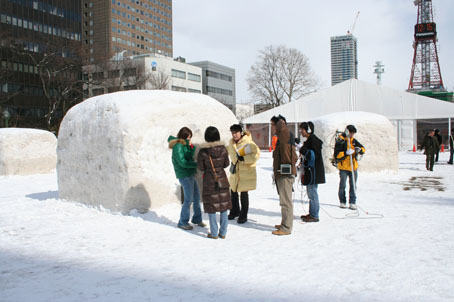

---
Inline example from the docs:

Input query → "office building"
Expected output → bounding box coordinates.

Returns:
[330,34,358,86]
[0,0,82,129]
[189,61,236,112]
[82,0,172,63]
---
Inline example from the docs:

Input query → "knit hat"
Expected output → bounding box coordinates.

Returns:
[230,124,243,133]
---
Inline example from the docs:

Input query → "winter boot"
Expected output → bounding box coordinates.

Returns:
[228,190,240,220]
[237,192,249,224]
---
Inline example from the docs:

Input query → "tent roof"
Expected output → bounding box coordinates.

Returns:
[244,79,454,124]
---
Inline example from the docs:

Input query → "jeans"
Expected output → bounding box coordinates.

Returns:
[178,176,202,227]
[208,211,228,237]
[338,170,358,205]
[306,184,319,218]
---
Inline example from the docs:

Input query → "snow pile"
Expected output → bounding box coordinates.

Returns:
[310,111,398,173]
[57,90,237,214]
[0,128,57,175]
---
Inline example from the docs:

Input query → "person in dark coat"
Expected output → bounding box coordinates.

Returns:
[448,129,454,165]
[434,129,442,162]
[299,121,325,222]
[197,126,231,239]
[421,129,440,171]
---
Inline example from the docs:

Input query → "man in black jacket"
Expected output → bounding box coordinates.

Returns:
[421,129,440,171]
[299,121,325,222]
[434,129,442,162]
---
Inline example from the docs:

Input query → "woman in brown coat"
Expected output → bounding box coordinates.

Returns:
[197,126,231,239]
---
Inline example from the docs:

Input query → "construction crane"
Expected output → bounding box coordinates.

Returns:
[347,11,360,35]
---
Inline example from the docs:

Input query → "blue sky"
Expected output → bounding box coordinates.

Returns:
[173,0,454,103]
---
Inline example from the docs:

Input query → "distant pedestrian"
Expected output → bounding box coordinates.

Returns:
[270,115,297,236]
[197,126,231,239]
[227,124,260,224]
[448,129,454,165]
[299,121,325,222]
[434,129,442,162]
[334,125,365,210]
[168,127,204,231]
[421,129,439,171]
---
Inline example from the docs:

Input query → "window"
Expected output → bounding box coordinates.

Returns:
[92,88,104,96]
[188,73,201,82]
[93,72,104,80]
[188,88,201,93]
[108,70,120,78]
[123,68,136,77]
[171,69,185,79]
[171,86,186,92]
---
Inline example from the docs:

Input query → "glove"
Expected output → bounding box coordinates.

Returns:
[355,147,363,154]
[237,155,244,161]
[346,149,355,155]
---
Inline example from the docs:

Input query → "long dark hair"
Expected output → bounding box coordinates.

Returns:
[177,127,192,140]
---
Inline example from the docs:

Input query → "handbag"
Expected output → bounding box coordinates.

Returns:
[229,161,237,174]
[209,155,229,189]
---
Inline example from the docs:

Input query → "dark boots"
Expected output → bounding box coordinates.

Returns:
[228,190,240,220]
[237,192,249,223]
[228,191,249,223]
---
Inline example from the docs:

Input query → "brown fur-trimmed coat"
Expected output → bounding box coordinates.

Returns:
[197,141,231,213]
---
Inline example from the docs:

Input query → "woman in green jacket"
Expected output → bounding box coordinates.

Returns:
[168,127,204,230]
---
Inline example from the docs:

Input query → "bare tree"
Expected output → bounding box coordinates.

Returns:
[3,35,84,129]
[247,45,320,107]
[85,57,157,94]
[148,66,170,90]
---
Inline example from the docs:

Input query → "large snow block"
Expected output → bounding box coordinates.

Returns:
[311,111,398,173]
[0,128,57,175]
[57,90,237,214]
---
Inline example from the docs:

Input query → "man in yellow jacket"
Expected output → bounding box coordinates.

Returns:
[335,125,365,210]
[227,124,260,224]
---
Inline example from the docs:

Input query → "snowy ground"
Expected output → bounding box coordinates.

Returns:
[1,151,453,302]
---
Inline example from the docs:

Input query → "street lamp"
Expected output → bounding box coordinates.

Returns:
[2,109,10,128]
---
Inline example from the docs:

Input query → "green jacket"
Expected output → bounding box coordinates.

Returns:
[168,135,197,179]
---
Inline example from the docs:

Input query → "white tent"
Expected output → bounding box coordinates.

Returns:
[244,79,454,150]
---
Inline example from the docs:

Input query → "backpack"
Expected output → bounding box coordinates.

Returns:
[331,135,347,167]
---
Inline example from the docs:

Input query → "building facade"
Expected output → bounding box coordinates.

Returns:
[0,0,82,129]
[83,54,202,98]
[189,61,236,112]
[330,34,358,86]
[82,0,172,63]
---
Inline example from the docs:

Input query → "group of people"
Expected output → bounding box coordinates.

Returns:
[270,115,365,236]
[167,115,366,238]
[421,128,454,171]
[168,124,260,239]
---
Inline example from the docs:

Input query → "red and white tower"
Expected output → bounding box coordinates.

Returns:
[408,0,445,91]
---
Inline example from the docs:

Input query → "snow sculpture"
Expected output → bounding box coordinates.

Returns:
[310,111,398,173]
[57,90,237,214]
[0,128,57,175]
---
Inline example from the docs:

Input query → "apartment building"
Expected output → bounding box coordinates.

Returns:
[330,34,358,86]
[82,0,172,63]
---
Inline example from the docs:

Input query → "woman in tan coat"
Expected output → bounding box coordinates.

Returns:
[227,124,260,223]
